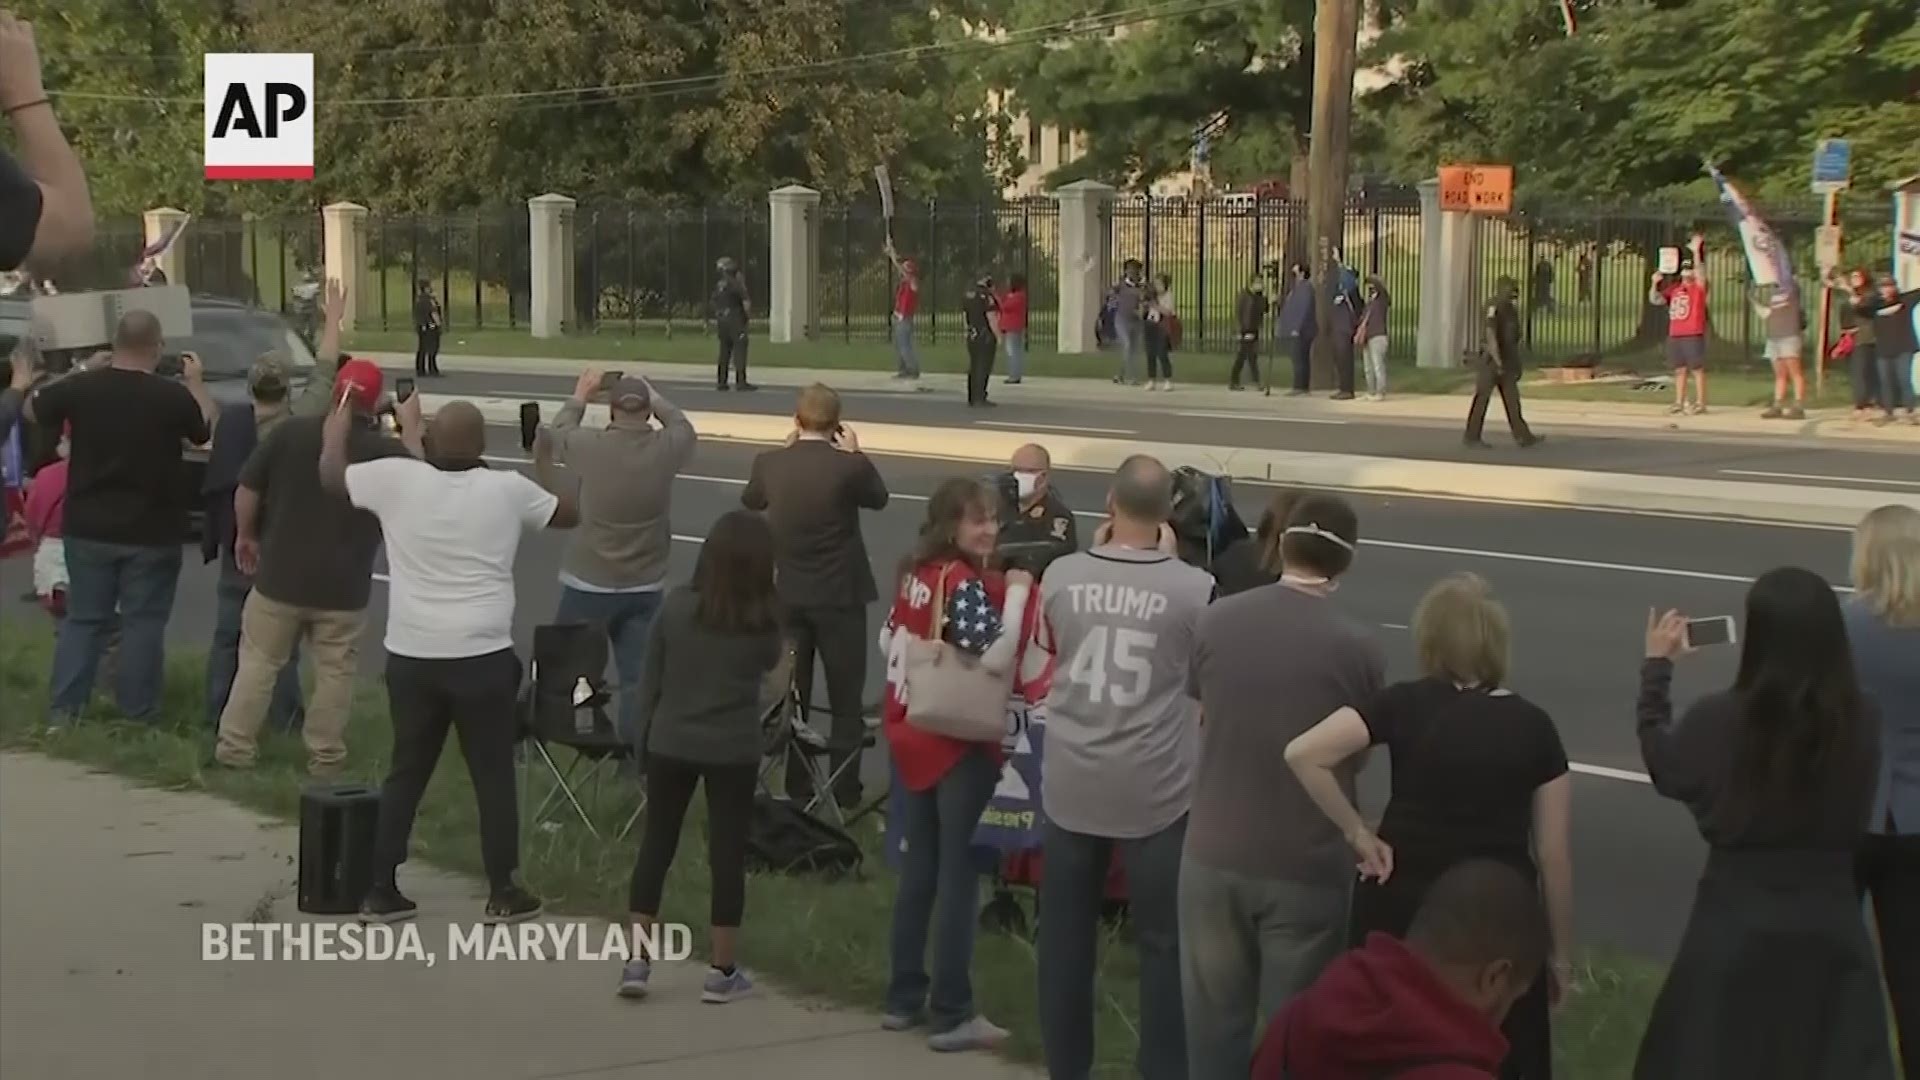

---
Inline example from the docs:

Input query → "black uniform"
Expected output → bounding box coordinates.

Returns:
[1231,288,1270,389]
[413,291,442,376]
[1464,294,1539,447]
[714,273,752,390]
[997,489,1078,575]
[962,284,999,405]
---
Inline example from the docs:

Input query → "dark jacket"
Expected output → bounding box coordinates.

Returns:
[1236,289,1271,337]
[1869,289,1919,356]
[1279,278,1317,338]
[741,438,890,608]
[1253,933,1507,1079]
[413,292,439,333]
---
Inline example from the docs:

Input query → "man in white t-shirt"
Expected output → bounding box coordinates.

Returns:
[318,398,579,925]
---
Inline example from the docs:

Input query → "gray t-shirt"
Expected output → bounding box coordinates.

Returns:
[1187,583,1386,883]
[1112,279,1146,328]
[1040,545,1216,838]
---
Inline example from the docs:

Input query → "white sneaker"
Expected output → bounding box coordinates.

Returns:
[1162,380,1175,392]
[928,1015,1010,1052]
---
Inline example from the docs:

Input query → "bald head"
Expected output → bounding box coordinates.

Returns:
[1110,454,1172,525]
[1011,444,1050,472]
[113,310,164,368]
[426,401,487,464]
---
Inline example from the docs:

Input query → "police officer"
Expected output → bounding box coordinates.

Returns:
[1464,276,1542,449]
[713,257,755,392]
[997,443,1078,574]
[962,272,999,407]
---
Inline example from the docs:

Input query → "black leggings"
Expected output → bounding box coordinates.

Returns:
[629,754,757,925]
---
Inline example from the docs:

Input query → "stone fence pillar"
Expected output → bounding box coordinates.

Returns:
[529,193,577,339]
[320,202,370,330]
[768,185,821,344]
[1054,180,1115,355]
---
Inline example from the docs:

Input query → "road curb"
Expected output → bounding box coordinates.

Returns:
[430,394,1918,527]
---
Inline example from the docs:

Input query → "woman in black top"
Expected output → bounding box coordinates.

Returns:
[1636,568,1893,1079]
[1208,488,1303,598]
[1287,573,1572,1079]
[619,510,789,1005]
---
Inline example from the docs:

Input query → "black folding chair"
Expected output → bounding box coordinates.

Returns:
[519,623,643,841]
[755,678,883,829]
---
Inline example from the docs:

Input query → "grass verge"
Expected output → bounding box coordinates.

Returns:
[1,619,1658,1076]
[342,327,1855,411]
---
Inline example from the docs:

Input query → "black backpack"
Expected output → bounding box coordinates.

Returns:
[745,795,862,877]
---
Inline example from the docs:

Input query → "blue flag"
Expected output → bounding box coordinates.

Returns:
[1708,166,1796,303]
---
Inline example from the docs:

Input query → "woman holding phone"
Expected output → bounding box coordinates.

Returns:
[1635,569,1893,1078]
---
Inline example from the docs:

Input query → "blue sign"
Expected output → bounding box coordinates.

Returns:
[1812,139,1851,192]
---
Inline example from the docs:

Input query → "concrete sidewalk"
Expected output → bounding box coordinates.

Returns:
[361,350,1920,447]
[0,753,1037,1080]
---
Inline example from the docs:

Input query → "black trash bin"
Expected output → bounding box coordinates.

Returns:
[297,784,380,915]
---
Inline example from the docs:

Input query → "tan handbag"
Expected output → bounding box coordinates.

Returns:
[902,567,1014,743]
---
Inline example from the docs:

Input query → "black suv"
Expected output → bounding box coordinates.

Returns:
[1,295,317,539]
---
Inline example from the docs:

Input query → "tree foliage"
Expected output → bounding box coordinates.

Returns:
[1360,0,1920,202]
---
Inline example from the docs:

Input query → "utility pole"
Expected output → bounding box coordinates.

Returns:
[1306,0,1361,388]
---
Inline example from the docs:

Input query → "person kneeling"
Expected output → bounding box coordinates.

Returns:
[1253,859,1549,1079]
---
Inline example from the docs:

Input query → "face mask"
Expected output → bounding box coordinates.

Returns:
[1014,471,1040,500]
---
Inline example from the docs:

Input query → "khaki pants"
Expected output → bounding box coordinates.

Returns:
[215,592,365,773]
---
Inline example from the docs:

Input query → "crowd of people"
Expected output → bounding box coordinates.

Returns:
[3,281,1916,1076]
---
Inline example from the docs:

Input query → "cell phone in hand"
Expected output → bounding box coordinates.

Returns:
[1685,616,1737,648]
[394,376,415,403]
[519,402,541,452]
[599,370,623,396]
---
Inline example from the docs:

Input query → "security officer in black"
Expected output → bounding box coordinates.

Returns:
[961,273,1000,407]
[997,443,1079,574]
[1464,276,1542,449]
[713,256,755,392]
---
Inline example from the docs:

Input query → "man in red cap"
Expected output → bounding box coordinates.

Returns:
[216,324,415,777]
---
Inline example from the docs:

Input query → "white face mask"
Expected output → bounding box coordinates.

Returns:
[1014,471,1040,500]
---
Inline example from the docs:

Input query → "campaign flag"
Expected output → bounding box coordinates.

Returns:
[874,165,895,220]
[132,214,191,283]
[1708,166,1795,300]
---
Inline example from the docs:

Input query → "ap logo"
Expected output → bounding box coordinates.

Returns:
[203,53,314,180]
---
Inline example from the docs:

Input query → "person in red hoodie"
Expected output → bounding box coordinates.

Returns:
[879,476,1036,1054]
[23,421,68,614]
[1253,858,1549,1080]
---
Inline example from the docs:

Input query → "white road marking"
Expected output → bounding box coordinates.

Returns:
[975,421,1137,436]
[1719,468,1920,489]
[1175,410,1346,426]
[1572,763,1652,785]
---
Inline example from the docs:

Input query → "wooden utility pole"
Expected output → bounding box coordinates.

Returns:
[1306,0,1361,388]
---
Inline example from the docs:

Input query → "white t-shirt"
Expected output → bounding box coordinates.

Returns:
[345,458,559,659]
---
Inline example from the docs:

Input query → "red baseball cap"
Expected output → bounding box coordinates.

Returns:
[334,358,384,412]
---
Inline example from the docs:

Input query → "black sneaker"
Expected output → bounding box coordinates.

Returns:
[1518,434,1546,449]
[1463,438,1494,450]
[737,382,759,392]
[716,383,732,392]
[485,884,543,925]
[359,885,418,924]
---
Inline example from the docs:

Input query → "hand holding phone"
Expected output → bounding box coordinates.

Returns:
[519,402,541,452]
[1684,616,1737,648]
[394,376,415,403]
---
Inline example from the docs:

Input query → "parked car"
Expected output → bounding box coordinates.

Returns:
[0,295,318,540]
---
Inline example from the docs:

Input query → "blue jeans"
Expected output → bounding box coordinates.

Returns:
[1114,321,1144,383]
[49,538,183,723]
[886,747,998,1033]
[1178,858,1348,1080]
[554,586,663,750]
[1003,331,1026,380]
[1039,815,1189,1080]
[1879,348,1916,413]
[205,551,304,732]
[893,315,921,377]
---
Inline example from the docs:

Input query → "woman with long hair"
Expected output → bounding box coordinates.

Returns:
[618,510,788,1004]
[879,477,1035,1052]
[1209,488,1305,597]
[1846,504,1920,1073]
[1285,573,1572,1078]
[1636,568,1893,1078]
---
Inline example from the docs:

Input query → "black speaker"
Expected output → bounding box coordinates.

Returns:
[297,784,381,915]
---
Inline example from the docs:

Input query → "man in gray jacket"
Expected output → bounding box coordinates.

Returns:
[549,367,698,749]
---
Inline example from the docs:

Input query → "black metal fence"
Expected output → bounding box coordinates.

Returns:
[70,195,1894,368]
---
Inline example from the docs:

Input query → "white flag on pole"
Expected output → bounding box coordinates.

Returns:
[874,165,895,219]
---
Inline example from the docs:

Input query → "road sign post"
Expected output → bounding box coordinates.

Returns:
[1810,140,1851,394]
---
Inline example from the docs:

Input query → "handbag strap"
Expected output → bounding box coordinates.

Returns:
[927,563,951,641]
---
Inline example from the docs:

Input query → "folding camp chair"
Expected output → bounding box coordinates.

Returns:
[519,622,644,841]
[755,679,878,829]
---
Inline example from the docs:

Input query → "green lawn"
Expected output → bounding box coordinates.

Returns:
[0,620,1663,1077]
[343,325,1858,410]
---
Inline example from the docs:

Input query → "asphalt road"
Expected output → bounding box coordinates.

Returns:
[2,428,1871,964]
[418,368,1920,492]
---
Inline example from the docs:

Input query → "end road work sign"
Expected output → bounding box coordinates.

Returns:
[205,53,315,181]
[1439,165,1513,214]
[1811,139,1851,195]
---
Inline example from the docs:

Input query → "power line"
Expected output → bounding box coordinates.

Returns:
[50,0,1244,112]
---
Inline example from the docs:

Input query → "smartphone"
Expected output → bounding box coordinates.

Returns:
[1685,616,1737,648]
[518,402,541,452]
[598,370,623,396]
[394,376,415,403]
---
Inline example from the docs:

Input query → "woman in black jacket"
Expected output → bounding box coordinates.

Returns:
[1209,488,1304,598]
[1635,568,1894,1079]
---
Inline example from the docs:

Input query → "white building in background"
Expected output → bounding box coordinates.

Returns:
[986,18,1400,200]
